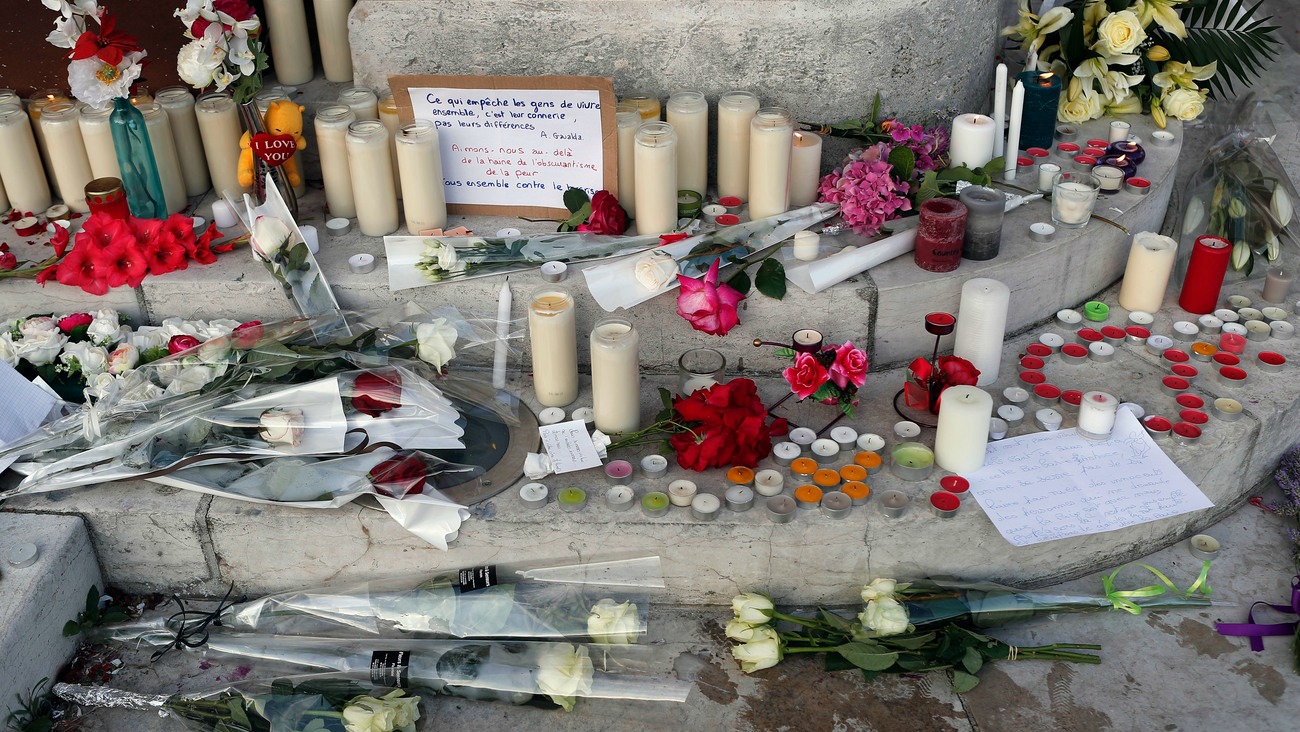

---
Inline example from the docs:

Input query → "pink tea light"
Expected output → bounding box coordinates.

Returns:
[604,460,634,485]
[1219,333,1248,354]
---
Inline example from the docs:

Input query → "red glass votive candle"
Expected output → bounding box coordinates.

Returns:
[924,312,957,335]
[85,177,131,220]
[914,197,968,273]
[1176,393,1204,409]
[1019,355,1045,370]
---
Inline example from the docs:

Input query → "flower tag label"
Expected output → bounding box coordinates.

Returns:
[250,133,296,167]
[456,565,498,593]
[370,650,411,687]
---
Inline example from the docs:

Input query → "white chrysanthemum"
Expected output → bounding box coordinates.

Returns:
[177,37,226,88]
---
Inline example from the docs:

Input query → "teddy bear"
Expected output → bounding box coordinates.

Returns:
[238,99,308,188]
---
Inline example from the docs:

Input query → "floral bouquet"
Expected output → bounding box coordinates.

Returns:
[904,355,981,414]
[1002,0,1281,127]
[51,212,228,295]
[233,174,340,316]
[174,0,268,104]
[42,0,146,109]
[760,340,870,418]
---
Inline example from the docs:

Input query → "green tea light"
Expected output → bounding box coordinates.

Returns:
[890,441,935,482]
[557,487,588,512]
[641,491,671,517]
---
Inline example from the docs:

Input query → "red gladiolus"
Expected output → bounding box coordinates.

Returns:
[142,236,190,275]
[783,352,829,399]
[94,242,149,288]
[69,13,140,66]
[677,259,745,336]
[58,313,93,333]
[50,225,71,258]
[127,215,163,243]
[77,212,133,252]
[659,233,690,246]
[576,190,628,235]
[368,454,427,498]
[35,264,58,286]
[160,213,197,254]
[55,246,109,295]
[352,370,403,417]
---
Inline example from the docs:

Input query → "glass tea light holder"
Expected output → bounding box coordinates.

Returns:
[1051,171,1101,229]
[677,347,726,395]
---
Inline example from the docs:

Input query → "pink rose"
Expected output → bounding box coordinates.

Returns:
[828,341,868,389]
[676,259,746,336]
[58,312,94,333]
[783,352,829,400]
[168,334,201,354]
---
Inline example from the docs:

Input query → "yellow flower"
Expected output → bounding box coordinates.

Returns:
[1162,86,1209,121]
[1093,10,1147,62]
[1002,0,1074,53]
[1146,44,1170,62]
[1083,0,1109,37]
[1135,0,1189,39]
[1059,85,1105,124]
[1151,102,1168,128]
[1106,92,1143,116]
[1153,60,1217,91]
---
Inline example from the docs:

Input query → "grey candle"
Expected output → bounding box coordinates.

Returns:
[958,186,1005,261]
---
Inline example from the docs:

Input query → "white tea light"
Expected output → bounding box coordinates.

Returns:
[211,200,239,229]
[1002,386,1030,405]
[1128,311,1155,326]
[725,485,756,512]
[640,453,669,477]
[1035,407,1063,430]
[537,407,566,425]
[856,433,886,452]
[690,493,721,521]
[754,469,785,496]
[519,482,549,509]
[997,404,1024,426]
[772,442,801,466]
[571,407,595,425]
[1056,308,1083,330]
[540,260,568,282]
[789,427,817,451]
[347,253,376,274]
[1029,222,1056,242]
[1038,333,1065,350]
[326,217,352,236]
[893,421,921,439]
[792,230,820,261]
[667,479,697,507]
[605,485,636,511]
[830,426,859,451]
[811,439,840,458]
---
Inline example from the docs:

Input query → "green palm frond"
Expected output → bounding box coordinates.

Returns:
[1155,0,1282,98]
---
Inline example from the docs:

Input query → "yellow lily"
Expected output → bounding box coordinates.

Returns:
[1151,102,1167,129]
[1083,0,1109,37]
[1106,92,1143,116]
[1146,45,1170,62]
[1135,0,1189,39]
[1001,0,1074,53]
[1152,60,1217,91]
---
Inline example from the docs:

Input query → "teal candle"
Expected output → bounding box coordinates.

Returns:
[1016,71,1061,151]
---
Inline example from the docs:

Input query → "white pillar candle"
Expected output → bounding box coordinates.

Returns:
[1108,120,1130,143]
[40,102,94,213]
[528,287,579,407]
[314,104,357,218]
[789,131,823,207]
[615,104,639,217]
[590,317,641,433]
[934,385,994,473]
[27,91,67,200]
[264,0,314,85]
[992,63,1007,158]
[0,107,51,213]
[315,0,355,82]
[666,91,707,197]
[345,120,399,236]
[138,102,188,214]
[78,105,120,180]
[953,277,1012,386]
[395,121,447,234]
[1002,82,1025,182]
[195,91,248,198]
[949,113,996,170]
[716,90,759,201]
[378,92,404,199]
[156,87,211,197]
[633,122,678,235]
[748,107,794,220]
[339,86,379,121]
[1076,391,1119,440]
[1118,232,1177,313]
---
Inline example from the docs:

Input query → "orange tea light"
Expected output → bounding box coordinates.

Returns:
[793,484,824,507]
[841,481,871,505]
[840,464,868,482]
[813,468,841,488]
[726,466,755,486]
[853,451,883,472]
[790,457,819,478]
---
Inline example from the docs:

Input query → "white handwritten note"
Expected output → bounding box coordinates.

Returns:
[538,419,603,474]
[405,86,605,209]
[0,362,60,473]
[966,410,1213,546]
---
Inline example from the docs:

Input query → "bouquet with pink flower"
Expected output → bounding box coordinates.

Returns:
[817,144,913,235]
[768,339,869,417]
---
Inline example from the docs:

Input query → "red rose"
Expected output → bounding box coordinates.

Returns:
[169,334,201,354]
[783,352,829,400]
[231,320,264,349]
[828,341,868,389]
[58,313,93,333]
[0,252,17,271]
[214,0,257,22]
[576,190,628,235]
[668,378,774,471]
[670,427,733,472]
[937,355,980,388]
[368,454,427,498]
[352,370,403,417]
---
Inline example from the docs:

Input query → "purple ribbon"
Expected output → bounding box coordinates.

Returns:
[1215,575,1300,651]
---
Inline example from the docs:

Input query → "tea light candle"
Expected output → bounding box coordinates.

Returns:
[821,491,853,520]
[1173,422,1202,445]
[1261,306,1288,322]
[1218,366,1249,386]
[1056,308,1083,330]
[839,464,868,484]
[842,481,871,505]
[830,426,859,452]
[789,427,818,452]
[1258,351,1287,373]
[1151,130,1176,146]
[1172,321,1200,341]
[327,217,353,237]
[1125,326,1151,345]
[1271,321,1295,340]
[1038,333,1065,351]
[857,433,886,453]
[767,495,797,523]
[1222,322,1248,337]
[1213,352,1241,367]
[812,468,841,489]
[891,442,935,481]
[790,458,819,482]
[1056,141,1081,157]
[1212,397,1244,421]
[1026,147,1050,158]
[1118,402,1146,420]
[1146,334,1174,356]
[1172,364,1200,383]
[1107,119,1131,142]
[537,407,566,425]
[1032,383,1061,405]
[605,460,634,485]
[1060,390,1083,413]
[878,490,911,519]
[1020,355,1046,370]
[1100,325,1126,345]
[1076,328,1103,345]
[794,484,824,509]
[849,453,880,478]
[725,485,755,512]
[1037,163,1061,193]
[811,439,840,459]
[997,404,1025,427]
[930,491,961,519]
[642,491,671,517]
[1088,342,1116,362]
[1035,408,1064,431]
[668,479,698,507]
[792,230,821,261]
[1198,314,1224,334]
[1092,165,1123,193]
[1177,393,1205,410]
[1124,177,1152,195]
[990,416,1010,439]
[1190,342,1217,361]
[1245,320,1272,342]
[894,421,922,439]
[1055,124,1079,141]
[754,469,785,496]
[557,487,588,512]
[606,485,636,512]
[727,466,755,486]
[211,200,240,229]
[519,482,549,509]
[690,493,721,521]
[1188,534,1221,561]
[1025,343,1053,359]
[1228,294,1254,309]
[772,442,801,466]
[1180,409,1210,427]
[1003,386,1030,406]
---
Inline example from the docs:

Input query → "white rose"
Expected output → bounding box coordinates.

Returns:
[20,316,58,339]
[731,592,774,625]
[197,319,241,341]
[726,619,777,643]
[860,578,898,603]
[587,598,641,645]
[84,372,120,402]
[1058,87,1104,124]
[107,343,140,374]
[1093,10,1146,59]
[251,216,294,261]
[1162,87,1207,122]
[177,37,226,88]
[87,312,124,346]
[160,317,202,337]
[859,598,910,636]
[197,338,231,366]
[634,251,679,291]
[732,636,782,673]
[16,331,67,366]
[131,326,170,352]
[258,407,305,447]
[415,318,458,370]
[535,643,594,711]
[164,366,214,395]
[66,344,110,376]
[341,700,395,732]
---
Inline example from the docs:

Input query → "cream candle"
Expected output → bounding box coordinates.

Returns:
[395,121,447,234]
[633,122,678,235]
[314,104,357,218]
[28,90,68,198]
[339,86,379,121]
[748,107,794,220]
[1002,81,1024,181]
[0,169,7,212]
[0,107,52,213]
[345,120,399,236]
[615,104,639,217]
[666,91,707,197]
[195,91,248,197]
[138,102,188,214]
[934,385,994,472]
[949,113,996,169]
[264,0,313,85]
[622,93,661,121]
[378,92,404,198]
[1263,268,1293,303]
[789,131,823,207]
[1036,162,1060,192]
[590,317,641,433]
[528,286,579,407]
[1118,232,1177,313]
[77,104,120,180]
[953,278,1011,385]
[315,0,355,82]
[992,63,1007,158]
[40,102,94,213]
[716,90,760,201]
[1076,391,1119,440]
[754,469,784,497]
[156,87,211,197]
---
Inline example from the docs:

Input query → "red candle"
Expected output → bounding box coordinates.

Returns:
[1219,366,1248,383]
[1213,352,1241,367]
[85,177,131,221]
[1087,138,1109,148]
[930,491,961,511]
[924,312,957,335]
[1019,355,1045,370]
[1084,146,1108,157]
[1178,235,1232,314]
[1061,389,1083,406]
[940,475,969,495]
[1101,325,1126,340]
[1026,147,1050,158]
[1163,349,1189,364]
[1017,155,1034,167]
[1126,325,1151,339]
[914,197,968,273]
[1026,343,1053,358]
[1171,363,1199,380]
[715,213,741,226]
[1162,375,1189,392]
[1179,409,1209,425]
[1074,154,1098,167]
[1219,333,1247,354]
[1077,328,1103,343]
[1057,142,1080,155]
[1033,383,1061,401]
[1061,343,1088,358]
[1019,370,1047,385]
[1173,422,1202,439]
[1176,393,1204,409]
[1259,351,1286,368]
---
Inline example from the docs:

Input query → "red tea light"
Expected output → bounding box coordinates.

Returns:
[1258,351,1287,373]
[1171,363,1199,382]
[14,217,41,236]
[1173,422,1202,445]
[1073,154,1098,169]
[1057,142,1081,155]
[1100,325,1126,344]
[1019,370,1047,386]
[1026,147,1050,158]
[925,311,957,336]
[1077,328,1103,344]
[1218,366,1249,386]
[1025,343,1054,358]
[1087,138,1109,148]
[1125,325,1151,344]
[940,475,970,497]
[715,213,741,226]
[1124,177,1151,195]
[1084,146,1108,157]
[1032,383,1062,405]
[1061,343,1089,364]
[1179,409,1209,425]
[930,490,961,517]
[1060,390,1083,414]
[1019,355,1046,370]
[1143,415,1173,439]
[1160,375,1190,395]
[1017,155,1034,168]
[1212,352,1241,367]
[1162,349,1189,364]
[1176,393,1205,409]
[717,196,743,210]
[1219,332,1247,354]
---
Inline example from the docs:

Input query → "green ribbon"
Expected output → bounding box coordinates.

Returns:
[1101,561,1213,615]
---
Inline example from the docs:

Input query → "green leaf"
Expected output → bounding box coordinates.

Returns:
[1057,5,1090,68]
[978,156,1005,177]
[810,382,839,402]
[773,347,796,359]
[563,187,590,213]
[727,269,751,295]
[962,647,984,674]
[62,620,81,637]
[835,642,899,671]
[820,608,853,633]
[824,652,857,672]
[888,145,916,183]
[1155,0,1281,98]
[659,387,674,413]
[559,201,592,232]
[84,586,100,617]
[881,632,936,650]
[754,259,787,300]
[869,91,882,127]
[950,669,981,693]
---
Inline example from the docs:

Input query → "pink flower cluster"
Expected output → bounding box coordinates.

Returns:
[884,120,950,174]
[817,143,912,236]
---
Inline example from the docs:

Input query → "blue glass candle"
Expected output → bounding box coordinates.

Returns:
[1016,71,1061,151]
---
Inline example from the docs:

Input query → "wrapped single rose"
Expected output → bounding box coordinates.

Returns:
[168,334,201,355]
[415,318,457,371]
[351,370,402,417]
[586,598,640,646]
[633,250,680,291]
[367,453,427,498]
[258,407,306,447]
[230,320,263,349]
[576,190,629,235]
[250,215,295,261]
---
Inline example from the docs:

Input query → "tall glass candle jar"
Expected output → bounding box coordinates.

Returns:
[958,186,1004,261]
[0,107,52,212]
[789,131,823,207]
[615,103,639,217]
[156,86,211,196]
[378,92,404,198]
[716,90,760,201]
[264,0,314,85]
[590,317,641,433]
[314,104,357,218]
[748,107,794,220]
[137,102,188,214]
[195,91,248,197]
[339,85,379,121]
[41,102,95,213]
[79,104,121,180]
[914,197,968,272]
[1016,71,1062,151]
[395,121,447,234]
[28,90,68,197]
[622,93,661,121]
[666,91,707,197]
[315,0,355,82]
[529,286,579,407]
[345,120,399,236]
[634,122,678,235]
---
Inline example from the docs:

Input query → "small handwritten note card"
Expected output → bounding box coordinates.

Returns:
[390,74,616,218]
[966,410,1213,546]
[538,419,603,475]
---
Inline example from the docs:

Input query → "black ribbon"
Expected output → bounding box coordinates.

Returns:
[150,584,243,662]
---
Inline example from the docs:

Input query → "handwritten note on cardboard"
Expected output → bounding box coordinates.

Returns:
[966,410,1213,547]
[389,74,616,219]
